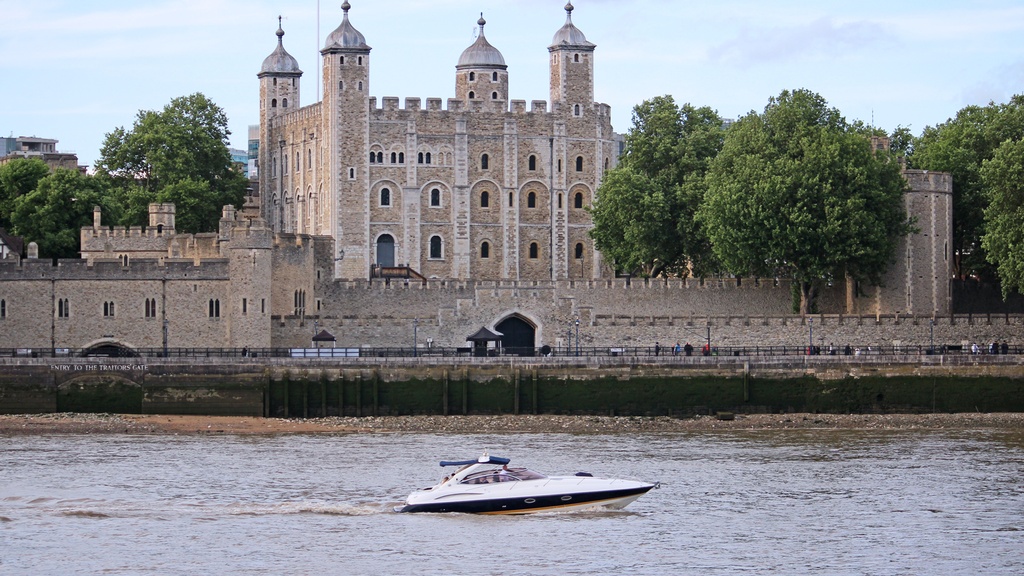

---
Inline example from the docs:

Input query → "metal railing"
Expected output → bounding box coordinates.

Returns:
[2,343,1018,360]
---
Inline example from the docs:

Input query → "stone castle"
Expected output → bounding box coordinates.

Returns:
[1,3,978,355]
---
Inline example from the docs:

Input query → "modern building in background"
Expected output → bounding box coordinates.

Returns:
[0,136,82,172]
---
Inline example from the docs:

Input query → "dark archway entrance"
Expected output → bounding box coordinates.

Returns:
[495,316,535,356]
[376,234,395,267]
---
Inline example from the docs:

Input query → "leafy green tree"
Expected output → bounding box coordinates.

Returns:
[699,89,910,314]
[590,95,723,277]
[0,158,51,229]
[10,169,116,259]
[911,95,1024,280]
[96,93,247,233]
[980,139,1024,298]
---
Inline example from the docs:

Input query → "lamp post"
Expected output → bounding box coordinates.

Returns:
[413,318,418,357]
[929,318,934,355]
[575,317,580,357]
[162,318,168,357]
[313,320,319,348]
[567,320,572,356]
[808,318,813,355]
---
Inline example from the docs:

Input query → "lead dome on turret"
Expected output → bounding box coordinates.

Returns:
[260,19,302,76]
[550,2,594,48]
[457,16,506,69]
[323,1,370,52]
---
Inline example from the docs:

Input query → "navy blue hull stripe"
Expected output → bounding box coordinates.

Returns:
[399,486,652,514]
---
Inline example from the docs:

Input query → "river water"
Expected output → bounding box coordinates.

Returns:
[2,429,1023,575]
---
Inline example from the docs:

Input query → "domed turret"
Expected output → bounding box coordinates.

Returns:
[455,15,509,104]
[457,16,507,70]
[260,18,302,76]
[550,2,594,48]
[323,1,370,53]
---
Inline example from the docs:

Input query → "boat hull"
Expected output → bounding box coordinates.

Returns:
[398,484,653,514]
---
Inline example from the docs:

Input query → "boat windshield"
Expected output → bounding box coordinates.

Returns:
[461,467,546,484]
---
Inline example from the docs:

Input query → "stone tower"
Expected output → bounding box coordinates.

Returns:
[258,18,302,231]
[549,2,595,110]
[455,16,509,104]
[321,1,372,279]
[548,2,602,278]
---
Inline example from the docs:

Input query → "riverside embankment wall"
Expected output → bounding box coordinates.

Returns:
[2,356,1022,418]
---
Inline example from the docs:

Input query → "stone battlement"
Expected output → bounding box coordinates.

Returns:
[367,96,611,118]
[0,257,230,280]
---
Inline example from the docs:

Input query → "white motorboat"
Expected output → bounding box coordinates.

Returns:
[396,452,657,514]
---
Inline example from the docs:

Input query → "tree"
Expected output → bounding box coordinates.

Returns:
[0,158,50,229]
[980,139,1024,298]
[10,169,116,259]
[95,93,247,233]
[699,89,910,314]
[911,95,1024,280]
[589,95,723,277]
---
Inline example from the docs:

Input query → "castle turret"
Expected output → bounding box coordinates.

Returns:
[549,2,595,111]
[321,1,372,279]
[455,15,508,105]
[258,18,303,232]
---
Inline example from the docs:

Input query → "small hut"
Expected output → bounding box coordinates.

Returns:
[466,327,503,357]
[312,329,336,349]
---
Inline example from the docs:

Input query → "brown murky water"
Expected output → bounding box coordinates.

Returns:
[2,429,1023,575]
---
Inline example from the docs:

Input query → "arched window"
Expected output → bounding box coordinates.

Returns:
[0,299,5,318]
[399,152,405,164]
[492,71,498,81]
[349,168,355,179]
[157,224,163,234]
[103,301,115,317]
[469,72,476,81]
[481,154,489,170]
[271,98,277,108]
[508,192,514,207]
[376,151,383,164]
[558,194,563,209]
[574,104,580,116]
[481,241,490,258]
[430,188,441,207]
[370,152,376,164]
[380,187,391,206]
[468,91,475,99]
[339,80,344,90]
[429,236,443,259]
[209,299,220,318]
[480,190,489,208]
[58,298,68,318]
[574,54,580,63]
[492,92,498,100]
[529,243,539,259]
[340,56,345,65]
[358,81,363,91]
[425,152,432,164]
[576,156,584,172]
[527,192,537,208]
[574,192,584,209]
[528,155,536,171]
[273,78,277,86]
[575,243,584,259]
[391,152,397,163]
[357,56,363,65]
[418,152,424,164]
[282,98,288,108]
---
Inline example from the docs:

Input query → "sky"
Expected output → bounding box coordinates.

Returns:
[3,0,1023,167]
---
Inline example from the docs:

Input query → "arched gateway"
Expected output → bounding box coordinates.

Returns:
[495,315,535,355]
